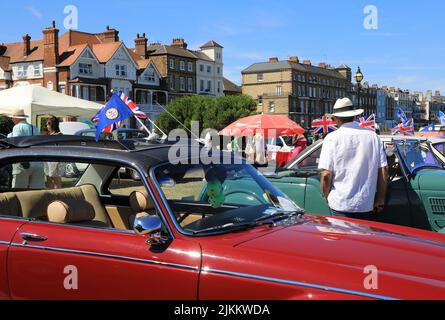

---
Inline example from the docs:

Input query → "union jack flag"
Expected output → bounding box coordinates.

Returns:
[391,119,414,136]
[118,91,148,120]
[356,114,376,131]
[311,115,338,135]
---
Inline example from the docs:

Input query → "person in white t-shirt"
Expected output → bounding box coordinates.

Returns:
[318,98,388,220]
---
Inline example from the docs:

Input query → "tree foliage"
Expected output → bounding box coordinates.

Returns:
[155,95,257,135]
[0,116,13,136]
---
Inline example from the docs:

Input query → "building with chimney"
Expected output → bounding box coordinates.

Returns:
[241,57,352,127]
[143,38,197,101]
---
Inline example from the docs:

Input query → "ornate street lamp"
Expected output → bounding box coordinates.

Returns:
[355,66,364,109]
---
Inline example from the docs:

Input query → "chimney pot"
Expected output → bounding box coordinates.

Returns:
[172,38,187,49]
[22,34,31,57]
[269,57,279,62]
[303,60,311,65]
[289,56,299,63]
[135,33,148,57]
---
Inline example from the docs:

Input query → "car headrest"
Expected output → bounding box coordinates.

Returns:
[129,190,155,213]
[47,199,95,223]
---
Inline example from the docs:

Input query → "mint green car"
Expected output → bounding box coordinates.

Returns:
[266,136,445,233]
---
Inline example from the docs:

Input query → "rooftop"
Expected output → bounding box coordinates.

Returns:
[242,60,348,79]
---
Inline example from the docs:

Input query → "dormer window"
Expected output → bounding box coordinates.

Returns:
[144,69,155,82]
[115,64,127,77]
[79,63,93,75]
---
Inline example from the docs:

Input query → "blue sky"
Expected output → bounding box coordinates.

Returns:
[2,0,444,92]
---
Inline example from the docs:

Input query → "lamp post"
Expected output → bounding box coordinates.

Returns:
[355,66,364,109]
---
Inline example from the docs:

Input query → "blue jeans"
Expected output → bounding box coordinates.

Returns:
[330,209,376,221]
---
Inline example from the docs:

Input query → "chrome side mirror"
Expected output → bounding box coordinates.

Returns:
[134,215,162,236]
[133,215,168,246]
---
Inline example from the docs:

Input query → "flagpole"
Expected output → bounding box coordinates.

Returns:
[134,116,166,140]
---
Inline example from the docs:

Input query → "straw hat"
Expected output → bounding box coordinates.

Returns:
[7,108,29,119]
[329,98,364,118]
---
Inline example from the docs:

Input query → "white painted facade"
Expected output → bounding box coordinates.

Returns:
[11,61,43,81]
[195,44,224,97]
[134,61,168,123]
[70,47,104,80]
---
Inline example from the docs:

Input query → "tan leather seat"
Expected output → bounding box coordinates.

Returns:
[2,185,111,226]
[0,193,20,217]
[128,190,156,228]
[47,199,108,228]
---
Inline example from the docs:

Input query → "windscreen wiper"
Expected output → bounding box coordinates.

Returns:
[256,210,303,223]
[192,211,303,235]
[192,220,276,235]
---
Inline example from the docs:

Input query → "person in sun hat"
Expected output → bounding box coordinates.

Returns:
[7,108,40,138]
[6,108,44,189]
[318,97,388,220]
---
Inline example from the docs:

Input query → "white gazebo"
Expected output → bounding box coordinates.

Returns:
[0,85,103,126]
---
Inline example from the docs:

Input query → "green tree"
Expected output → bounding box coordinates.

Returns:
[0,116,13,136]
[155,95,257,135]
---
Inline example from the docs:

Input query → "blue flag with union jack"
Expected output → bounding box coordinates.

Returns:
[92,91,148,141]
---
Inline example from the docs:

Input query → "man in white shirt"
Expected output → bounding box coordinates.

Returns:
[318,98,388,220]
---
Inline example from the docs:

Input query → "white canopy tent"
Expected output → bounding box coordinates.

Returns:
[0,85,103,126]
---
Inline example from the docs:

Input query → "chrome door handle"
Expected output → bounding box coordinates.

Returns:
[20,233,48,244]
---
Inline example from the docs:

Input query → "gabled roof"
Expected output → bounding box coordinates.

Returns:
[200,40,223,49]
[91,41,123,63]
[146,44,197,59]
[2,39,44,63]
[57,44,89,67]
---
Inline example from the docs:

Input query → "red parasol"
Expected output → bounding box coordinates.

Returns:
[219,114,305,138]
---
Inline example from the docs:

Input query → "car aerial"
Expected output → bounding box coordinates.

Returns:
[0,135,445,300]
[266,135,445,234]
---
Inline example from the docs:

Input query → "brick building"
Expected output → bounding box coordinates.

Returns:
[241,57,352,127]
[0,21,229,123]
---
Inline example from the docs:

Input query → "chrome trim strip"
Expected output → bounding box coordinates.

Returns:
[205,268,400,300]
[10,243,198,271]
[0,241,10,246]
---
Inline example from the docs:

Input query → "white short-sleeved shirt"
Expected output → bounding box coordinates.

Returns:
[318,122,387,213]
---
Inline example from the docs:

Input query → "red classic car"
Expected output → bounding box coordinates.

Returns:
[0,135,444,300]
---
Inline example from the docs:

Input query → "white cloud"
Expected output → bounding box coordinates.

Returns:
[25,5,43,20]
